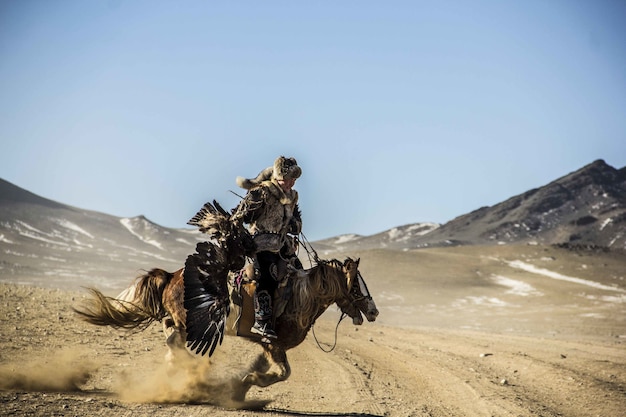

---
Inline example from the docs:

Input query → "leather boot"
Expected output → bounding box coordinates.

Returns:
[251,290,277,339]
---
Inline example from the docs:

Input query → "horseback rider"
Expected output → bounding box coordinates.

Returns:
[231,156,303,340]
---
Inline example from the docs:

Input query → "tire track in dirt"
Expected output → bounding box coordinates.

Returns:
[322,344,386,416]
[337,325,626,417]
[265,331,385,416]
[345,333,523,416]
[414,330,626,417]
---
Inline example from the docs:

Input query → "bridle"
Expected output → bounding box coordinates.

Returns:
[313,266,373,353]
[299,233,374,352]
[348,270,373,307]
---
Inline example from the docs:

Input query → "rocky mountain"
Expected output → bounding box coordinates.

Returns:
[315,159,626,252]
[0,178,204,290]
[413,159,626,249]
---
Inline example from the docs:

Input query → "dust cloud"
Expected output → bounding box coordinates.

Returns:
[0,348,97,392]
[0,344,265,410]
[112,349,269,410]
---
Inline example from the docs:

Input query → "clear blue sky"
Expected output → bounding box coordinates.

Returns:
[1,1,625,241]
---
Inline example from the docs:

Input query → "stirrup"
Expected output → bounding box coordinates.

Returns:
[251,321,277,340]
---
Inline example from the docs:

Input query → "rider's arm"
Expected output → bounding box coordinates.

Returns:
[288,204,302,235]
[232,188,265,225]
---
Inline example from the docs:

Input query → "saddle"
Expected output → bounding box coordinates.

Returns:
[230,259,297,339]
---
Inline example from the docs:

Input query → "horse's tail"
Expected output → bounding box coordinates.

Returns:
[73,268,173,330]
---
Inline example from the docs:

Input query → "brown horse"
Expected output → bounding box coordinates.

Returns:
[74,257,378,402]
[74,201,378,402]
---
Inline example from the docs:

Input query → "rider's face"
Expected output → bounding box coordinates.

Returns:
[278,178,296,192]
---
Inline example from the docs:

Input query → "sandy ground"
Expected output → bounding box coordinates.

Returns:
[1,278,625,417]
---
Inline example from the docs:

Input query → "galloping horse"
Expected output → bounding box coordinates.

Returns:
[74,202,378,402]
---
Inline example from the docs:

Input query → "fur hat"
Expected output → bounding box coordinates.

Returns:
[236,156,302,190]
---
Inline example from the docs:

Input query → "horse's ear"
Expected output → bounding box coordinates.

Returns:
[345,257,359,270]
[344,258,357,288]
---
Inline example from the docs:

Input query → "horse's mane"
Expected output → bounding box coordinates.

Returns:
[288,259,348,329]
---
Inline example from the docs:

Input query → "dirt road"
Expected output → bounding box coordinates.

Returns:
[1,283,624,416]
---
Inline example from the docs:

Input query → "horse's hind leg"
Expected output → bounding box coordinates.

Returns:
[163,317,193,367]
[233,345,291,401]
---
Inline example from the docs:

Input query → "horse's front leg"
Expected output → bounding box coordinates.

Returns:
[232,345,291,401]
[244,345,291,388]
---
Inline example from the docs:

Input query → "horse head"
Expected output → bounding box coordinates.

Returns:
[338,258,379,325]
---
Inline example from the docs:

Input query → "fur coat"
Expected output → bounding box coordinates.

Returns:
[232,179,302,252]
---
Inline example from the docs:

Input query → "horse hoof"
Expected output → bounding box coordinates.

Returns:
[242,373,255,385]
[230,377,249,402]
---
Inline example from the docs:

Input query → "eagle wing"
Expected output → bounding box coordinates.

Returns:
[183,240,231,357]
[187,200,231,236]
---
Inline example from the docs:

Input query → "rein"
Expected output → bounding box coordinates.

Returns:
[312,312,347,353]
[299,233,370,353]
[300,232,321,265]
[309,260,359,354]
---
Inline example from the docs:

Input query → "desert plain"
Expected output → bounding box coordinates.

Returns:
[1,244,625,416]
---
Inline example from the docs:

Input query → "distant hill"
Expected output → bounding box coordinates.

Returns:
[314,222,440,252]
[0,178,204,290]
[315,159,626,252]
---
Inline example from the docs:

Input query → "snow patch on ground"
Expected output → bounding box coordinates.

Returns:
[506,260,625,293]
[584,294,626,303]
[13,221,70,246]
[54,219,94,239]
[0,234,13,244]
[388,224,439,241]
[120,218,164,250]
[43,256,66,263]
[454,296,510,307]
[492,275,543,296]
[175,237,195,245]
[334,234,360,244]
